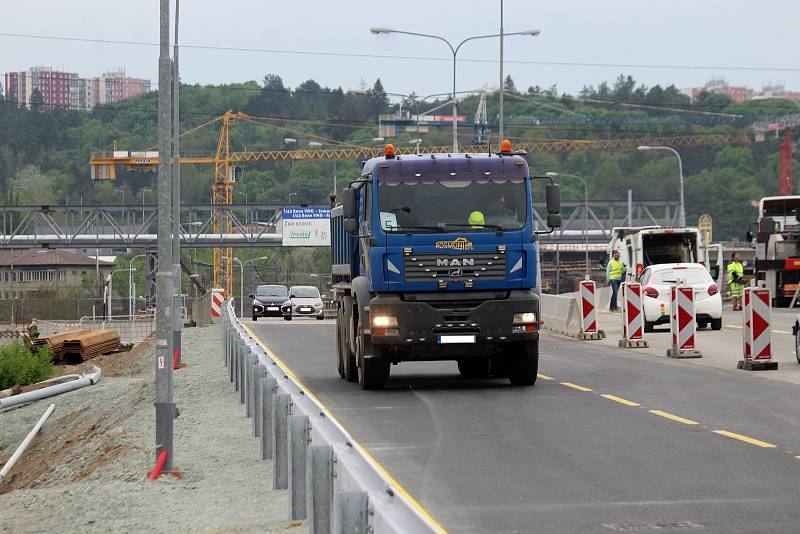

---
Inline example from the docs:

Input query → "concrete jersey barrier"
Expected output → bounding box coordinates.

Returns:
[541,286,612,337]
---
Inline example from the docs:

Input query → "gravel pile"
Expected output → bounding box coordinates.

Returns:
[0,325,305,534]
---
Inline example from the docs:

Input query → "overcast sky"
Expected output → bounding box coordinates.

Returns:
[2,0,798,99]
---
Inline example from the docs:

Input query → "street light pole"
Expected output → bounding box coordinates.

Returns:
[637,146,686,227]
[171,0,183,369]
[155,0,175,472]
[547,172,590,277]
[129,254,146,316]
[371,27,539,152]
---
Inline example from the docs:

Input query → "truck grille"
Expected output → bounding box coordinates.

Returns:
[404,252,507,282]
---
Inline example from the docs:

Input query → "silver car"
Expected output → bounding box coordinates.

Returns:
[281,285,325,321]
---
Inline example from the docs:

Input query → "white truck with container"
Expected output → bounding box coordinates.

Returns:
[607,226,722,283]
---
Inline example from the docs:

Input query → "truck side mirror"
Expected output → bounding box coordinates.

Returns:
[545,183,561,228]
[342,187,357,233]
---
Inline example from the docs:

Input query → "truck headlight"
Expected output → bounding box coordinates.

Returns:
[513,312,537,324]
[372,315,398,328]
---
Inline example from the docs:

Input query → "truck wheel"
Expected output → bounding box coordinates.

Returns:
[507,340,539,386]
[795,326,800,365]
[711,318,722,331]
[457,360,490,379]
[356,331,390,390]
[336,312,345,379]
[344,311,358,382]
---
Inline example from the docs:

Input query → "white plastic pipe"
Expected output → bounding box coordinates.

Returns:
[0,366,102,409]
[0,403,56,482]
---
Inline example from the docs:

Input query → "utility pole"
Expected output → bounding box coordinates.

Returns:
[499,0,505,142]
[172,0,182,367]
[155,0,175,471]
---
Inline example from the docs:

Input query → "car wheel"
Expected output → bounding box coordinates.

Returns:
[252,315,258,322]
[644,321,654,333]
[316,315,325,321]
[697,319,709,330]
[711,318,722,331]
[283,315,292,321]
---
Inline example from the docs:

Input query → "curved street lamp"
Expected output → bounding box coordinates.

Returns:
[638,146,686,227]
[370,27,540,152]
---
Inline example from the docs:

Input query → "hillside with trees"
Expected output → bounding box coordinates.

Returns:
[0,73,798,241]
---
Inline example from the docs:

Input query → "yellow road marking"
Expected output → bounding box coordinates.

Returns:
[560,382,593,392]
[649,410,699,425]
[601,394,640,407]
[713,430,776,449]
[537,373,554,381]
[726,324,790,334]
[774,329,791,334]
[726,325,743,330]
[241,323,447,533]
[795,455,800,461]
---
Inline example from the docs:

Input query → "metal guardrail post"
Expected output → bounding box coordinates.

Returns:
[272,392,291,489]
[261,376,277,460]
[254,364,266,437]
[239,342,246,405]
[234,339,241,392]
[288,414,310,520]
[307,444,334,534]
[245,350,254,418]
[229,332,236,384]
[335,491,369,534]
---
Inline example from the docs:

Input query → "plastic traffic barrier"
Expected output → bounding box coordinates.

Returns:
[211,288,225,318]
[618,282,648,348]
[667,285,701,358]
[738,287,778,370]
[578,280,605,340]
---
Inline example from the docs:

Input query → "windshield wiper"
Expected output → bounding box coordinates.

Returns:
[440,222,504,234]
[385,225,445,233]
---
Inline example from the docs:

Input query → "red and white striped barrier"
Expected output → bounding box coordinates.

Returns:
[577,279,604,340]
[667,285,701,358]
[739,287,778,370]
[619,282,648,348]
[211,288,225,318]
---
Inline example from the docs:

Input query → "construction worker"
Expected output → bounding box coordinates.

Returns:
[728,252,745,311]
[606,250,626,311]
[468,210,486,229]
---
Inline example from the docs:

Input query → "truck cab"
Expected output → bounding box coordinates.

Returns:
[331,144,561,389]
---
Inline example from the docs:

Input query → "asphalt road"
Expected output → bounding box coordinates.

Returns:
[246,317,800,533]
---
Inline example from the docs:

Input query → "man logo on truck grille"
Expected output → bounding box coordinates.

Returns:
[435,237,474,251]
[437,258,475,267]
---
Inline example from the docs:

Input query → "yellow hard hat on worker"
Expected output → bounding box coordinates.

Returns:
[468,210,485,228]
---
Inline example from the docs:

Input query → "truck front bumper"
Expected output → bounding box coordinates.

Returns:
[367,290,539,349]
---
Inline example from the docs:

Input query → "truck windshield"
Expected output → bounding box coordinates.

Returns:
[378,178,527,233]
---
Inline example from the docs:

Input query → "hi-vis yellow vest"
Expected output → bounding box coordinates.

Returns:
[609,259,624,280]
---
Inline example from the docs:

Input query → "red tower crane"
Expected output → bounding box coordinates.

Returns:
[779,128,793,196]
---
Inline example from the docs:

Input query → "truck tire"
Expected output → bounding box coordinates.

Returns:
[344,309,358,382]
[490,355,508,378]
[507,340,539,386]
[336,310,345,379]
[711,318,722,331]
[457,359,490,379]
[795,325,800,365]
[356,330,390,390]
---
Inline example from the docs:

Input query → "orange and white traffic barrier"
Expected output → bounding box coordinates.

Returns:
[618,282,648,348]
[211,288,225,318]
[667,285,701,358]
[738,287,778,370]
[577,279,604,340]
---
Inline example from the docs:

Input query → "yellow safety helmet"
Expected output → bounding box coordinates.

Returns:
[468,210,485,227]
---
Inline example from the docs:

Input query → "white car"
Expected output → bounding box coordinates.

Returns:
[639,263,722,332]
[281,285,325,321]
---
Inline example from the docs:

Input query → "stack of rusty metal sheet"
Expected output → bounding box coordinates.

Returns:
[34,329,91,360]
[61,330,121,363]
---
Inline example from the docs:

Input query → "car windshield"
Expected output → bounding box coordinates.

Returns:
[256,286,288,297]
[378,178,527,233]
[652,268,711,285]
[291,287,319,298]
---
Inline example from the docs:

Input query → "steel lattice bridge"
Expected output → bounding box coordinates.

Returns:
[0,200,680,249]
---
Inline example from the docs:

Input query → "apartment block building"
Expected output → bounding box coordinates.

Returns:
[0,250,113,300]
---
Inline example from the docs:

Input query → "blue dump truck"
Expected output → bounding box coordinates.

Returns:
[330,142,562,389]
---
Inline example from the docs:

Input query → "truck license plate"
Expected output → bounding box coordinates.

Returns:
[436,334,476,344]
